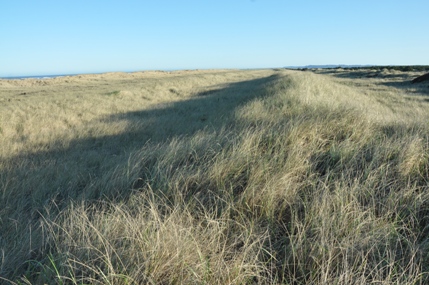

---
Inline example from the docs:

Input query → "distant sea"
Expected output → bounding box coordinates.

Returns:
[0,74,78,80]
[0,70,175,80]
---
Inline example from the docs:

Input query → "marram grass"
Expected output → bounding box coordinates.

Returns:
[1,69,429,284]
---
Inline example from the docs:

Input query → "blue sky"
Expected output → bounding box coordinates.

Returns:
[1,0,428,76]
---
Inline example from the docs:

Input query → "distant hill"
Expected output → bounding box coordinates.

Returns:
[285,65,372,69]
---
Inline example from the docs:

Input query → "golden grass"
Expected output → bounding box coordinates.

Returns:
[1,68,429,284]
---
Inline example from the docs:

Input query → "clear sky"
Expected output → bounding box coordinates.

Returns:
[1,0,428,77]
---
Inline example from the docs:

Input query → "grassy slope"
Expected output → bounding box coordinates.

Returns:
[1,69,429,284]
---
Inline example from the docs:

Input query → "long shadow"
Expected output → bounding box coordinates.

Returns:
[316,69,429,97]
[1,74,280,219]
[99,74,279,146]
[376,80,429,97]
[0,73,283,278]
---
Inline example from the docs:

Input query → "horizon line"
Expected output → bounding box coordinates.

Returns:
[2,64,429,79]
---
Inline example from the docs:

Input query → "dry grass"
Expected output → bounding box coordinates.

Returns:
[1,68,429,284]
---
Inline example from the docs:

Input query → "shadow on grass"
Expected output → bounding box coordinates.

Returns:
[0,73,282,277]
[1,74,280,219]
[316,69,429,97]
[377,80,429,97]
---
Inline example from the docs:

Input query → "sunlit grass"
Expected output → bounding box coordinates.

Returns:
[1,69,429,284]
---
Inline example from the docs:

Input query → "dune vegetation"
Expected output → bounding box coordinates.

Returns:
[1,68,429,284]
